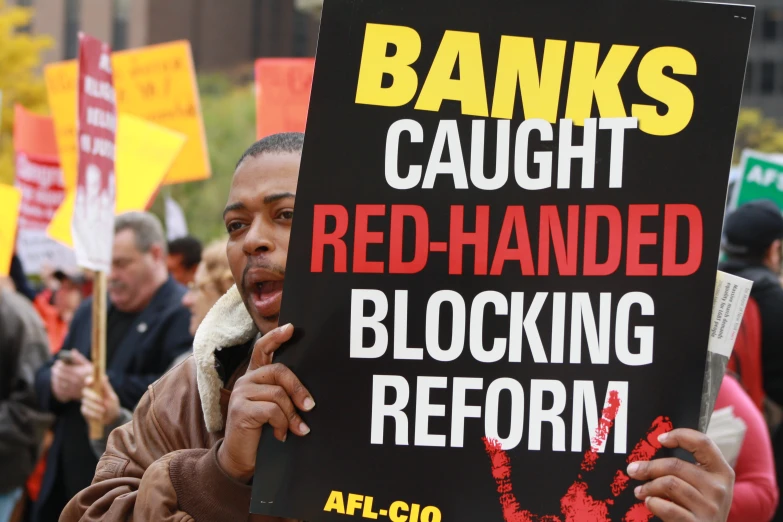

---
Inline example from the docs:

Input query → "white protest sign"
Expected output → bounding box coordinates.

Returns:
[708,271,753,357]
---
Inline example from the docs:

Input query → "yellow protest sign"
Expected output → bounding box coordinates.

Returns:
[0,184,23,276]
[47,114,186,247]
[45,40,209,190]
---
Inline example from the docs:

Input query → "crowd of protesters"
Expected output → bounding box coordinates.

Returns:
[1,133,783,522]
[1,226,206,522]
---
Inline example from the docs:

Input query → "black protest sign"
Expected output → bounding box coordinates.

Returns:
[251,0,753,520]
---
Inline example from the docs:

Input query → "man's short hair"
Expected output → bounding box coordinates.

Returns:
[235,132,304,170]
[115,212,167,255]
[168,236,202,269]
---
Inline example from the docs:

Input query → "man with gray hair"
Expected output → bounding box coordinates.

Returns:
[32,211,193,522]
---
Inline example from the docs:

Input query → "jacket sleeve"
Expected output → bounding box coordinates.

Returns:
[758,288,783,405]
[36,302,90,413]
[718,377,779,522]
[0,312,53,468]
[60,365,252,522]
[108,306,194,410]
[34,361,63,414]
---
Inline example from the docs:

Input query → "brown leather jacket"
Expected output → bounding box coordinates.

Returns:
[60,286,297,522]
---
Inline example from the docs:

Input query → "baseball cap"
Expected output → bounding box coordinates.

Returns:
[53,268,86,285]
[723,199,783,256]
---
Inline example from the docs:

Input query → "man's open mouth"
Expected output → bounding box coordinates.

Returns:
[251,280,284,318]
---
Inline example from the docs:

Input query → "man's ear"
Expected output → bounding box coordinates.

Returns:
[149,243,165,263]
[764,239,783,267]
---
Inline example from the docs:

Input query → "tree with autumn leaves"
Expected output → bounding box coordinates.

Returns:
[0,0,52,185]
[734,109,783,164]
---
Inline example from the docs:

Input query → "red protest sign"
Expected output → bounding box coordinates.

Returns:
[13,104,59,162]
[255,58,314,139]
[12,105,75,274]
[73,33,117,272]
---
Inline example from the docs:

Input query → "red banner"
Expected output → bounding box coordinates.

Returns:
[14,154,62,228]
[14,104,63,230]
[255,58,314,139]
[13,105,75,274]
[73,33,117,272]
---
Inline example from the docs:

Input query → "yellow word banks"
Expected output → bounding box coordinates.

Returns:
[355,23,697,137]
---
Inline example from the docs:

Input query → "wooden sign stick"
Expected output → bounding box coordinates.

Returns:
[89,271,107,441]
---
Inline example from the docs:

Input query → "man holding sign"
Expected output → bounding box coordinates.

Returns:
[34,213,193,522]
[65,0,752,518]
[62,135,733,522]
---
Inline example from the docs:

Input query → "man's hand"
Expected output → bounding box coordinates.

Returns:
[81,374,121,426]
[217,324,315,482]
[628,428,735,521]
[51,349,94,403]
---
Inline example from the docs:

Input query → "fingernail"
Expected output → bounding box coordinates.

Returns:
[658,432,669,443]
[645,496,651,507]
[300,422,310,434]
[627,462,640,475]
[303,397,315,411]
[282,433,287,443]
[280,323,293,334]
[634,486,642,498]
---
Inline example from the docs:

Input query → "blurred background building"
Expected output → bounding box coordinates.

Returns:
[733,0,783,122]
[9,0,320,70]
[9,0,782,123]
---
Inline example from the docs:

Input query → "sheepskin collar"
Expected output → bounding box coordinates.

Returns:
[193,284,258,432]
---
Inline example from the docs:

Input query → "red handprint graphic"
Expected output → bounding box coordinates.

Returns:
[483,390,673,522]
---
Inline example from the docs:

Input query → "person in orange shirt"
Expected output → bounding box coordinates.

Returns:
[32,269,85,355]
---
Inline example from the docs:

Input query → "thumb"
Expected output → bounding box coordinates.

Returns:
[70,349,89,364]
[84,375,95,388]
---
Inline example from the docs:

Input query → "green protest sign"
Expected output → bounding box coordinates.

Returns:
[730,150,783,211]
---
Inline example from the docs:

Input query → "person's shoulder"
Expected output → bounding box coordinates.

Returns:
[1,288,46,331]
[150,354,197,397]
[159,277,188,308]
[717,375,767,430]
[3,286,39,312]
[155,352,195,379]
[73,296,94,320]
[717,374,745,405]
[754,280,783,312]
[146,354,211,439]
[762,280,783,299]
[0,289,24,333]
